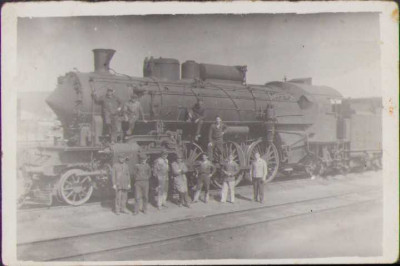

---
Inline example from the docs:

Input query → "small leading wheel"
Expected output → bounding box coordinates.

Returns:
[58,169,93,206]
[248,140,280,183]
[212,141,244,188]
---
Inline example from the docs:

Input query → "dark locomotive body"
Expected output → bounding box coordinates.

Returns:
[19,49,382,207]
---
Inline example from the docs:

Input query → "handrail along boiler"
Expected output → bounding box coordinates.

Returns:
[19,49,382,206]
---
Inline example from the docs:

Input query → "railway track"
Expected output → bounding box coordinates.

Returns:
[17,187,381,261]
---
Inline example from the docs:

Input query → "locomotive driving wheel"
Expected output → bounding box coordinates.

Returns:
[58,169,93,206]
[212,141,244,188]
[183,142,203,171]
[248,140,280,183]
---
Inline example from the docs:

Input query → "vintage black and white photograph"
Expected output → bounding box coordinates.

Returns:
[2,2,398,265]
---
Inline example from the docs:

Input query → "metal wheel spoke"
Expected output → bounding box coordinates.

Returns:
[72,193,77,202]
[66,191,74,199]
[81,176,90,184]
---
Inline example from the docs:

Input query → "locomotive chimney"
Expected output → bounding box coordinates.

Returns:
[92,49,116,73]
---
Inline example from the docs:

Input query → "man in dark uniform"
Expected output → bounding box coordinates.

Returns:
[193,153,216,203]
[92,87,122,143]
[187,99,206,141]
[208,115,227,161]
[112,154,131,215]
[122,93,147,139]
[132,153,151,215]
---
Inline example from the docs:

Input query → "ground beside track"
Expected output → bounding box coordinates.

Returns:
[17,170,382,261]
[77,199,382,261]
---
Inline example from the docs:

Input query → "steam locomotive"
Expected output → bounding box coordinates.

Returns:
[18,49,382,207]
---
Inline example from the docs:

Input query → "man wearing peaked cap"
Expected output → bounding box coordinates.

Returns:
[112,153,131,215]
[132,152,151,215]
[92,86,122,143]
[122,92,147,139]
[193,152,216,203]
[171,153,191,208]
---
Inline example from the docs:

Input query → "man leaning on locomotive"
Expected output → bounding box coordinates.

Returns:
[92,87,147,143]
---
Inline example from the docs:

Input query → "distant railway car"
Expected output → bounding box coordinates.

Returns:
[18,49,382,206]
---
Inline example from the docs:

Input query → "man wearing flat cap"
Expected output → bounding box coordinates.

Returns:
[171,153,190,208]
[122,93,147,139]
[112,154,131,215]
[193,153,216,203]
[132,153,151,215]
[92,87,122,143]
[153,150,170,209]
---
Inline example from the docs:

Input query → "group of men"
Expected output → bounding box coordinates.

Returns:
[92,87,146,143]
[94,88,270,214]
[111,149,269,215]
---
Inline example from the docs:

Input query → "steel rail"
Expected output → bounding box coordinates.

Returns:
[18,187,379,249]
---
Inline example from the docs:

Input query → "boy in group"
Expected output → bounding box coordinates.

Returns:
[220,153,240,203]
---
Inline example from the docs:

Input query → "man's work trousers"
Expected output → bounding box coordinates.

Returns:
[208,141,224,161]
[252,177,264,202]
[104,118,120,143]
[221,180,235,203]
[179,192,191,206]
[115,189,129,213]
[193,175,211,202]
[157,177,169,207]
[127,117,138,136]
[194,119,203,136]
[134,181,149,213]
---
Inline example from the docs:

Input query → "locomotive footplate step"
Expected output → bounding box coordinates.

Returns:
[18,171,381,247]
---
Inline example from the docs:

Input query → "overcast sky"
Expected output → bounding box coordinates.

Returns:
[17,13,381,98]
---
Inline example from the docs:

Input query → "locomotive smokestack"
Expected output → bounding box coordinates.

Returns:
[92,49,116,73]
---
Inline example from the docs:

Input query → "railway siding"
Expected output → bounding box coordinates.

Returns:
[17,171,381,261]
[19,188,381,261]
[18,171,380,244]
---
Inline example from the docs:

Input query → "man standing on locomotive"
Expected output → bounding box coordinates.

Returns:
[250,151,268,204]
[112,154,131,215]
[132,153,151,215]
[208,115,227,161]
[220,153,240,203]
[92,87,123,143]
[193,153,216,203]
[153,150,170,210]
[122,93,147,139]
[171,153,191,208]
[187,98,206,142]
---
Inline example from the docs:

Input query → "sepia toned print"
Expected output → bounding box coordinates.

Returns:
[2,2,398,265]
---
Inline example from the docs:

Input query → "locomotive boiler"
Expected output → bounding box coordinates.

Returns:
[18,49,382,207]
